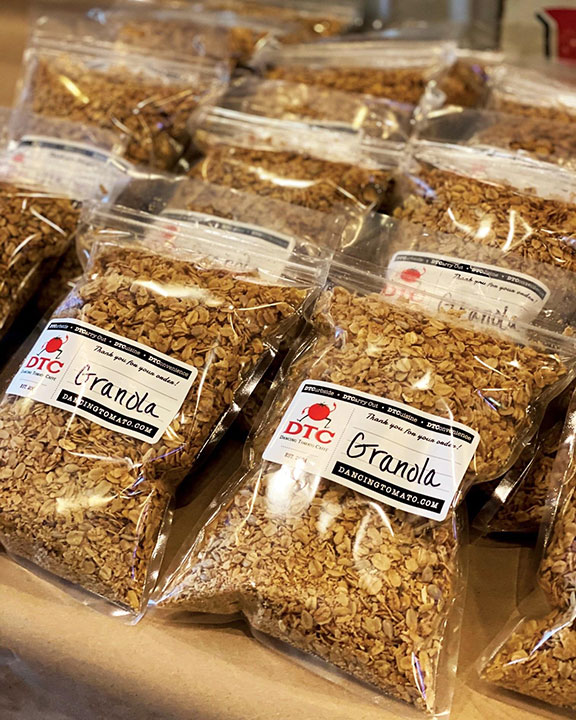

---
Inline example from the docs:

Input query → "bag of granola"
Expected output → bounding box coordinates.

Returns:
[415,106,576,171]
[252,39,456,105]
[15,29,229,171]
[479,386,576,712]
[0,108,136,349]
[364,212,576,336]
[471,381,575,536]
[107,0,362,42]
[100,5,295,66]
[420,49,506,110]
[166,173,382,253]
[393,141,576,279]
[4,110,138,202]
[213,75,414,140]
[0,205,325,616]
[180,0,363,42]
[76,191,342,267]
[188,106,402,213]
[487,64,576,124]
[154,258,576,716]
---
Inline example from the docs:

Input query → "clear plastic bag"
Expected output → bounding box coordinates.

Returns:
[480,387,576,711]
[370,213,576,334]
[31,245,83,318]
[154,259,576,716]
[161,176,364,256]
[16,30,229,171]
[253,39,456,105]
[4,111,136,203]
[487,64,576,124]
[214,75,414,139]
[416,106,576,171]
[471,382,574,536]
[0,180,78,347]
[481,420,563,535]
[393,141,576,277]
[0,113,116,347]
[105,6,294,66]
[189,106,401,212]
[0,206,325,617]
[191,0,363,41]
[422,49,506,110]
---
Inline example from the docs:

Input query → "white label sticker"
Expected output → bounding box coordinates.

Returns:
[7,318,197,444]
[4,136,131,200]
[387,251,550,322]
[263,380,479,521]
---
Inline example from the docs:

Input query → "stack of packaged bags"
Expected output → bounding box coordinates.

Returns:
[2,2,576,717]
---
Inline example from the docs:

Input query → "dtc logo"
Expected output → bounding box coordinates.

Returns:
[25,334,69,375]
[284,401,337,444]
[383,266,427,303]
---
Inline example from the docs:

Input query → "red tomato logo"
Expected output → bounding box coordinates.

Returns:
[400,267,425,283]
[41,335,68,359]
[299,402,337,426]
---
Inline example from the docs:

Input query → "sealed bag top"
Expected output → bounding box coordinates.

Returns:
[415,105,576,171]
[253,39,456,104]
[215,75,413,140]
[158,176,364,257]
[487,64,576,123]
[366,213,576,338]
[2,109,141,203]
[189,106,402,212]
[16,31,229,171]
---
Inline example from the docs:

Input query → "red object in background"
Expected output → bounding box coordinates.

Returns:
[540,8,576,58]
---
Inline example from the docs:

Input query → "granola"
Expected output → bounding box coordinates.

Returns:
[266,64,431,104]
[482,608,576,710]
[0,183,78,342]
[200,0,353,40]
[472,114,576,169]
[481,390,576,709]
[0,237,314,613]
[490,422,562,533]
[116,17,271,65]
[23,45,225,171]
[189,146,393,212]
[157,280,572,713]
[394,163,576,273]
